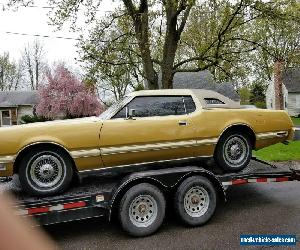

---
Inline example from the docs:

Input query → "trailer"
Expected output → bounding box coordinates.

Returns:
[0,157,299,237]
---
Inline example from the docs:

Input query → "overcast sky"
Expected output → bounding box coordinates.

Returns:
[0,0,117,67]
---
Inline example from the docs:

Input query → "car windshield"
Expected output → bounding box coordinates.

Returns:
[99,96,131,120]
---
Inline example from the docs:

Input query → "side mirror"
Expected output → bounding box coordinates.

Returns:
[127,109,136,119]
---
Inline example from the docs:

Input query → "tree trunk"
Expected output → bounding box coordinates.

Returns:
[35,60,39,90]
[161,11,179,89]
[123,0,158,89]
[0,65,4,91]
[161,0,192,89]
[274,60,284,110]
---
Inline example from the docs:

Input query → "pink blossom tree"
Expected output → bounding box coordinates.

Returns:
[36,64,104,119]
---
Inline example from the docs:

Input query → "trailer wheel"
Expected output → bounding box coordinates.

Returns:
[174,176,217,226]
[119,183,166,237]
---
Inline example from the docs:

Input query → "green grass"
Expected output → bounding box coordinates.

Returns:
[291,117,300,125]
[254,117,300,161]
[254,141,300,161]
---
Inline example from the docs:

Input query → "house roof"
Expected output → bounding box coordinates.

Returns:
[283,68,300,93]
[0,91,38,107]
[158,71,240,101]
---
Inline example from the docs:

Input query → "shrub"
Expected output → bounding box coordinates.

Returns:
[21,115,50,124]
[254,101,266,109]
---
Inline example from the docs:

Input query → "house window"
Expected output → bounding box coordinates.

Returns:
[0,110,12,127]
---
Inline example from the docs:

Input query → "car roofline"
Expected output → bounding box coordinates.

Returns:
[127,89,240,109]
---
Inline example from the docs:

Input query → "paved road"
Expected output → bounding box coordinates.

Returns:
[45,181,300,250]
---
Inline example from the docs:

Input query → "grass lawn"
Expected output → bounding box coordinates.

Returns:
[254,141,300,161]
[254,117,300,161]
[291,117,300,125]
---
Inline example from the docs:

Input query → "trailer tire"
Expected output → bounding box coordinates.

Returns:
[119,183,166,237]
[174,176,217,226]
[19,147,73,196]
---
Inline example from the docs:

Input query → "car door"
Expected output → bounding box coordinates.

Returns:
[99,95,197,168]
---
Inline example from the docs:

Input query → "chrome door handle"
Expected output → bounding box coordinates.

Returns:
[178,121,188,126]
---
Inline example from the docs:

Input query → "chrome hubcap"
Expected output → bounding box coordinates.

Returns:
[184,186,209,217]
[30,154,64,188]
[129,195,158,227]
[224,136,248,167]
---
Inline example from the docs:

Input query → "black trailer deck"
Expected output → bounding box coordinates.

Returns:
[0,158,299,229]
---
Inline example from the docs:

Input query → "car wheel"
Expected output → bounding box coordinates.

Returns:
[119,183,166,237]
[19,147,73,196]
[214,131,251,172]
[174,176,217,226]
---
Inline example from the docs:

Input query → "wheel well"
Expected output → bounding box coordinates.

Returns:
[220,124,256,149]
[13,143,77,174]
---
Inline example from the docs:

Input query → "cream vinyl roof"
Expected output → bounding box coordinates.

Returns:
[129,89,241,109]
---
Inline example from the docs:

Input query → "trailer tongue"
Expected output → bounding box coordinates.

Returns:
[0,158,299,237]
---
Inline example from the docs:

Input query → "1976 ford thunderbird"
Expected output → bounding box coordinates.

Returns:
[0,89,296,195]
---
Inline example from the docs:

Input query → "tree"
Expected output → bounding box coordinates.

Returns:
[8,0,300,91]
[49,0,300,88]
[250,82,266,108]
[80,17,144,101]
[0,52,23,91]
[238,87,251,105]
[247,0,300,109]
[22,39,46,90]
[36,64,104,119]
[52,0,195,90]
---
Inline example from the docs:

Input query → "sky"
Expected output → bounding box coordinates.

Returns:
[0,0,117,67]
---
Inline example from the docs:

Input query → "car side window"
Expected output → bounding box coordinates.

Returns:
[183,96,196,114]
[113,96,191,118]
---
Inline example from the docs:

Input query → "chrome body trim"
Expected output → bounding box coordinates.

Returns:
[0,155,15,164]
[78,155,213,173]
[197,138,218,146]
[100,138,217,156]
[70,149,101,159]
[100,140,197,156]
[256,131,288,140]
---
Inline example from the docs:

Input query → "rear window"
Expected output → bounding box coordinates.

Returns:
[204,98,225,105]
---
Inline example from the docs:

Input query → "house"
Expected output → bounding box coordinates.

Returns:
[0,91,38,127]
[266,68,300,116]
[158,71,240,103]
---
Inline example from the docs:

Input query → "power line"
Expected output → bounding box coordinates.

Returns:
[1,31,80,41]
[0,3,114,12]
[0,31,140,45]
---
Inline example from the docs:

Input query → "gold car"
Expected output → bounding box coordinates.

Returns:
[0,89,295,196]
